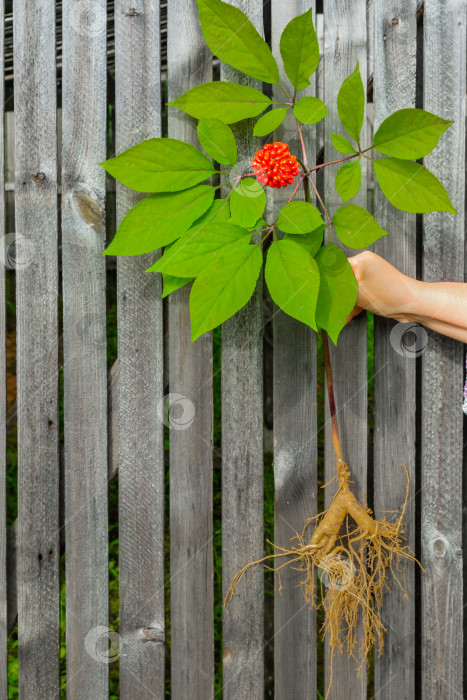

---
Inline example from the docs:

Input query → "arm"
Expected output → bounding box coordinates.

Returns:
[347,251,467,344]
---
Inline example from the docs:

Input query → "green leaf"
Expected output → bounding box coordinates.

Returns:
[373,108,453,159]
[277,201,323,234]
[331,133,357,154]
[190,244,263,341]
[373,157,457,214]
[191,198,231,227]
[100,138,215,193]
[333,204,388,249]
[196,0,279,84]
[337,63,364,143]
[230,181,266,228]
[162,275,193,298]
[335,159,361,202]
[265,239,320,330]
[148,222,252,277]
[197,118,237,165]
[169,81,271,124]
[315,243,358,344]
[280,8,319,90]
[253,108,289,137]
[103,186,215,256]
[285,224,324,258]
[293,96,327,125]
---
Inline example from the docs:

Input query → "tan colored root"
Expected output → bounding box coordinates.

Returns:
[224,461,424,699]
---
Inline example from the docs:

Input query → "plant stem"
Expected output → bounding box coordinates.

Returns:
[286,174,305,205]
[296,119,308,167]
[322,329,343,462]
[307,174,332,226]
[309,153,358,172]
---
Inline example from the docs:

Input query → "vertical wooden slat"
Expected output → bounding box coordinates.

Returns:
[0,0,6,692]
[220,2,264,698]
[422,1,465,697]
[61,1,108,696]
[167,2,214,697]
[322,2,368,697]
[14,0,60,696]
[373,3,417,697]
[115,3,165,698]
[270,2,317,697]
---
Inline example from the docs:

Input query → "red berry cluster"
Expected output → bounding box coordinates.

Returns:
[251,142,300,188]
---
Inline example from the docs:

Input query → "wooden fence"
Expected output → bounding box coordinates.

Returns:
[1,0,466,698]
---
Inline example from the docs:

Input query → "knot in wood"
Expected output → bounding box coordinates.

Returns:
[34,172,46,184]
[392,17,399,25]
[125,8,140,16]
[72,190,105,231]
[432,536,447,558]
[142,627,165,645]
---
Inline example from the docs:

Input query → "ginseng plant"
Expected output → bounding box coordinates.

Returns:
[100,0,456,694]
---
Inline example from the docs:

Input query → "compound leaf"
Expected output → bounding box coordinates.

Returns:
[265,238,320,329]
[169,81,271,124]
[332,204,388,249]
[277,201,323,234]
[280,8,319,90]
[373,157,457,213]
[337,63,364,143]
[293,96,327,125]
[100,138,215,192]
[190,243,263,341]
[196,0,279,83]
[335,159,361,202]
[315,242,358,344]
[103,185,214,256]
[253,108,289,137]
[373,108,453,159]
[197,118,237,164]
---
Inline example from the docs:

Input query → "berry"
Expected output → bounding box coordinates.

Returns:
[251,142,300,189]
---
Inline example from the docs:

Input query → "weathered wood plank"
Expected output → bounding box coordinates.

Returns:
[421,1,465,697]
[167,2,214,697]
[373,3,418,697]
[322,2,368,697]
[220,2,264,697]
[270,2,317,697]
[13,1,60,696]
[114,3,165,697]
[8,361,119,635]
[0,0,6,693]
[61,1,108,696]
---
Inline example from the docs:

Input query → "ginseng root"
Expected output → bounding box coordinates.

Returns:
[224,458,423,699]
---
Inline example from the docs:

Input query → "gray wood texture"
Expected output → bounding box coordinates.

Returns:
[373,3,418,697]
[0,0,6,691]
[220,2,264,698]
[13,1,60,697]
[114,3,165,697]
[8,362,119,636]
[322,2,368,698]
[167,2,214,697]
[61,1,108,696]
[421,1,466,697]
[270,2,318,697]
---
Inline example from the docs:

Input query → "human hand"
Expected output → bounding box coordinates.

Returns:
[346,251,417,324]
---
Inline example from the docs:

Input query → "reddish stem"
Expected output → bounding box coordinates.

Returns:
[309,153,358,172]
[322,330,343,462]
